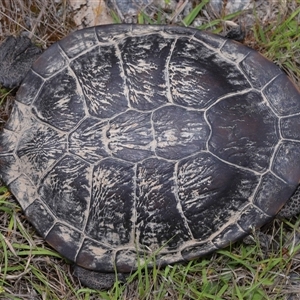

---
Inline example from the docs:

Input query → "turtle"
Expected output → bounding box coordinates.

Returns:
[1,24,300,290]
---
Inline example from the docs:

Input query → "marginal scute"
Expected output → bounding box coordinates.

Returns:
[95,24,134,43]
[280,115,300,140]
[85,158,134,246]
[59,27,98,58]
[169,38,250,109]
[212,223,246,248]
[167,26,225,49]
[115,249,140,273]
[207,91,278,172]
[5,102,32,133]
[46,223,82,262]
[155,252,184,267]
[39,155,91,230]
[253,173,296,216]
[32,43,67,78]
[177,152,259,240]
[272,141,300,185]
[136,157,191,249]
[25,199,55,236]
[0,155,19,184]
[153,105,208,160]
[181,241,217,261]
[220,39,250,62]
[263,73,300,116]
[0,129,18,154]
[237,205,271,232]
[192,30,226,48]
[240,51,281,89]
[71,44,128,119]
[76,239,114,271]
[9,174,38,210]
[32,67,86,131]
[16,70,44,105]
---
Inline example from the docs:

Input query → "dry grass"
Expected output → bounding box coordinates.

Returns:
[1,0,300,299]
[0,0,74,45]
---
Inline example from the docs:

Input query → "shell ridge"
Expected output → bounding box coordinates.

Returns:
[131,163,138,247]
[207,150,261,175]
[204,107,212,155]
[266,118,283,172]
[67,64,90,117]
[164,36,177,104]
[114,40,130,109]
[173,161,195,239]
[56,32,89,116]
[74,165,94,262]
[203,88,255,112]
[261,73,282,93]
[149,111,158,157]
[238,52,256,88]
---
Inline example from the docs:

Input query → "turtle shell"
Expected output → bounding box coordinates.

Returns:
[1,24,300,274]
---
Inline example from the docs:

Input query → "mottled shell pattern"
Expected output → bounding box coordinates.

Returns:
[1,25,300,273]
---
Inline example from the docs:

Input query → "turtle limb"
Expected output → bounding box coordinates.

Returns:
[225,25,245,41]
[73,265,128,290]
[0,35,42,89]
[243,230,276,251]
[277,185,300,219]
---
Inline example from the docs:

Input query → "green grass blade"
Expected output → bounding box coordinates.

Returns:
[182,0,210,27]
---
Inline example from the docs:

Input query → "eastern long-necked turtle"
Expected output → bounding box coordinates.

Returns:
[1,24,300,289]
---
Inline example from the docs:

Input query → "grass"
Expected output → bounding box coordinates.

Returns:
[250,2,300,83]
[1,0,300,299]
[1,190,300,300]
